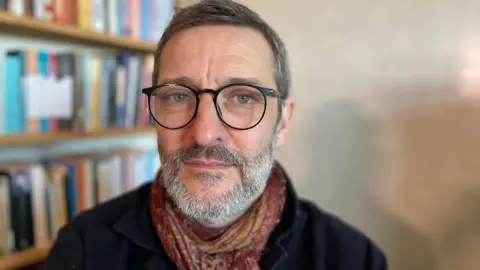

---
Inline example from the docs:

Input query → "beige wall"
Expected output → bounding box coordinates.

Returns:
[180,1,480,269]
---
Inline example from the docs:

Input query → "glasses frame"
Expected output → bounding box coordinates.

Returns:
[142,83,283,131]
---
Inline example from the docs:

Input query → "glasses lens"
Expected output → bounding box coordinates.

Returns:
[217,85,266,129]
[149,85,196,129]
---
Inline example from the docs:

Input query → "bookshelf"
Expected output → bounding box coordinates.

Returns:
[0,0,177,268]
[0,128,156,146]
[0,11,157,53]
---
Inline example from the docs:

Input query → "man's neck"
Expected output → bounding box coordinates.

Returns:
[195,207,248,228]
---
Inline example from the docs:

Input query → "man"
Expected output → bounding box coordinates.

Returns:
[45,0,387,269]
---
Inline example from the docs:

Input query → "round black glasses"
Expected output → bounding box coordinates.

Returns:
[141,83,283,130]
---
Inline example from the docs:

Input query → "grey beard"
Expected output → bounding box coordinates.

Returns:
[159,139,276,221]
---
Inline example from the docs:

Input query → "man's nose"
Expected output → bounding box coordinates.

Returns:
[190,94,226,146]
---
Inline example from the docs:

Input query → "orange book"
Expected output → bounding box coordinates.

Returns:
[77,0,90,29]
[55,0,78,24]
[24,0,34,16]
[83,159,95,209]
[51,165,68,234]
[91,57,101,130]
[26,50,39,133]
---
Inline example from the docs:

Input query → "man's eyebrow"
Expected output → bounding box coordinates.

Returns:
[159,76,264,88]
[220,77,262,86]
[159,76,192,85]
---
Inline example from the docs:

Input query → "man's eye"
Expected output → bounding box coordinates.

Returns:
[171,94,186,102]
[160,93,188,102]
[234,95,252,104]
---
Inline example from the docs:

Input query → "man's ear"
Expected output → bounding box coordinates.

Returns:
[275,97,296,147]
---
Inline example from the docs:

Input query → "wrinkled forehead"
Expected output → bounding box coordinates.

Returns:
[157,25,276,89]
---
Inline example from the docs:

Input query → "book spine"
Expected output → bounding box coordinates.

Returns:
[26,49,39,133]
[77,0,90,30]
[33,0,45,20]
[38,51,50,133]
[91,56,101,131]
[30,165,49,247]
[9,0,25,15]
[4,51,22,134]
[49,53,58,132]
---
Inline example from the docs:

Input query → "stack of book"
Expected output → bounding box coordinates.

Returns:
[0,149,160,256]
[1,50,155,135]
[0,0,175,43]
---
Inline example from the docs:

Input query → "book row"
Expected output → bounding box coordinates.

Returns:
[1,0,175,43]
[0,149,160,256]
[1,49,154,135]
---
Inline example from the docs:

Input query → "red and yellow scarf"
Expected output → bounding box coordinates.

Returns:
[150,165,287,270]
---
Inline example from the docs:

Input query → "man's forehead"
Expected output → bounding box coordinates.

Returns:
[158,25,275,88]
[160,25,272,64]
[166,25,269,45]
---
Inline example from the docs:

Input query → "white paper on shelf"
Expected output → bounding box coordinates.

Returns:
[23,75,74,118]
[56,76,74,118]
[43,75,56,118]
[23,75,43,118]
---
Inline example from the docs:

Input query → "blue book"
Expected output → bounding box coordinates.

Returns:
[38,52,50,133]
[115,53,130,128]
[17,52,27,133]
[141,0,152,41]
[118,0,128,36]
[4,51,23,134]
[100,57,110,130]
[66,163,78,220]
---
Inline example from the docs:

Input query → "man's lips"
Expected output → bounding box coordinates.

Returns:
[184,158,232,169]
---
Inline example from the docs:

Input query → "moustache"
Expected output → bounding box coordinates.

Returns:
[167,145,248,167]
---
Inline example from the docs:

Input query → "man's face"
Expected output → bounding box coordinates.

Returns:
[156,25,295,222]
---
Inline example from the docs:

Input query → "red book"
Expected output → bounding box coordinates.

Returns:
[49,53,59,132]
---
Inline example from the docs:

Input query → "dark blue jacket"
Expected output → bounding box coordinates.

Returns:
[44,163,388,270]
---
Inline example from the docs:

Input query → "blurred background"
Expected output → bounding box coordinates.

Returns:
[1,0,480,269]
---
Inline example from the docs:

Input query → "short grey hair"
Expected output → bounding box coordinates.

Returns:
[152,0,291,99]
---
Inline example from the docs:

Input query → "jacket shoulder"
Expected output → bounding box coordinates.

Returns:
[44,183,153,270]
[298,199,388,269]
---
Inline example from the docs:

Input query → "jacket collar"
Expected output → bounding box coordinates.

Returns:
[259,161,306,269]
[112,161,305,269]
[112,184,174,269]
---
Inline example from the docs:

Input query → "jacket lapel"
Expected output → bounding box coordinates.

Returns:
[112,185,175,269]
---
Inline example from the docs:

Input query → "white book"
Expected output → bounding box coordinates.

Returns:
[107,0,118,35]
[96,161,110,204]
[0,174,13,255]
[9,0,25,15]
[92,0,106,32]
[30,165,49,247]
[34,0,45,20]
[83,160,95,210]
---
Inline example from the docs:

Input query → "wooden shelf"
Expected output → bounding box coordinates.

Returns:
[0,128,156,145]
[0,244,52,270]
[0,11,157,53]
